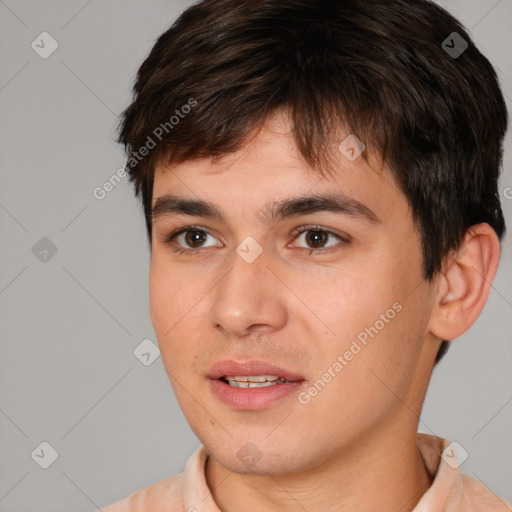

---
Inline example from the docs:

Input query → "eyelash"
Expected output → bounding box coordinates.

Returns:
[160,224,351,257]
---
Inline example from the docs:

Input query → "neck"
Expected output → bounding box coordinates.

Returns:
[205,425,433,512]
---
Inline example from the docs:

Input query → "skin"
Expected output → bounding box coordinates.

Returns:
[149,109,500,512]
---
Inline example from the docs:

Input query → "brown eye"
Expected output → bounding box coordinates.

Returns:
[304,230,330,248]
[162,226,221,255]
[183,230,208,248]
[293,226,349,252]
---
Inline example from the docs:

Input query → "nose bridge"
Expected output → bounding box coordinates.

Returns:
[208,243,286,336]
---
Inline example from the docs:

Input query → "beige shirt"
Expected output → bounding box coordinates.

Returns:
[100,433,511,511]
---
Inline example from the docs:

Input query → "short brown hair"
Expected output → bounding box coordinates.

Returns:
[117,0,508,364]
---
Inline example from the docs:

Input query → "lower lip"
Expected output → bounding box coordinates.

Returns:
[209,378,305,410]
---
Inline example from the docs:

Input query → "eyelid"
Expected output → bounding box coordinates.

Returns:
[290,224,352,243]
[161,224,222,246]
[161,224,351,253]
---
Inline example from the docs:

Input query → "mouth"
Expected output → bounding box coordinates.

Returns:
[207,359,305,383]
[207,359,306,410]
[219,375,296,388]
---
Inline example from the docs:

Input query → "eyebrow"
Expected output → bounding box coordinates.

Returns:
[151,192,381,225]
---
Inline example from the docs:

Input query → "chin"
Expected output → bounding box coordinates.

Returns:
[203,434,320,476]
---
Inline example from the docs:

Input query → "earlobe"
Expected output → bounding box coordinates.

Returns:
[428,223,501,341]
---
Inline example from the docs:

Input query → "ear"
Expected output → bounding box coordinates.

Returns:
[428,223,501,340]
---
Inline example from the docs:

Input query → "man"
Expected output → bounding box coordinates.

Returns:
[101,0,510,510]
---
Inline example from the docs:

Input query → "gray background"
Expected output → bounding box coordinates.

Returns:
[0,1,510,510]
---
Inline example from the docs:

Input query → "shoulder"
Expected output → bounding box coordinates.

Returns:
[459,473,512,511]
[100,472,185,512]
[415,433,511,511]
[95,445,208,512]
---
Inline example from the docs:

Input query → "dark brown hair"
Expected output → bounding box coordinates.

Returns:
[117,0,508,365]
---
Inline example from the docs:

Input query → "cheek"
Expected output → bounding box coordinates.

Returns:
[301,306,423,435]
[149,260,193,352]
[150,256,191,325]
[307,259,427,400]
[149,262,171,332]
[312,268,397,344]
[149,258,213,381]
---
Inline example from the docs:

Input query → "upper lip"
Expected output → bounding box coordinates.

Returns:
[207,359,305,381]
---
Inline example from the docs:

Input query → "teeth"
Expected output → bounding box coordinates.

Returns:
[227,380,278,388]
[223,375,292,388]
[224,375,281,383]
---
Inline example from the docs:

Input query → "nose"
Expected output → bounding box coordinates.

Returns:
[207,246,288,338]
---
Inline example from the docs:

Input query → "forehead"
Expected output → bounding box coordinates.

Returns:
[152,113,407,226]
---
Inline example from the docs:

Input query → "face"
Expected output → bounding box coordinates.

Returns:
[149,111,439,476]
